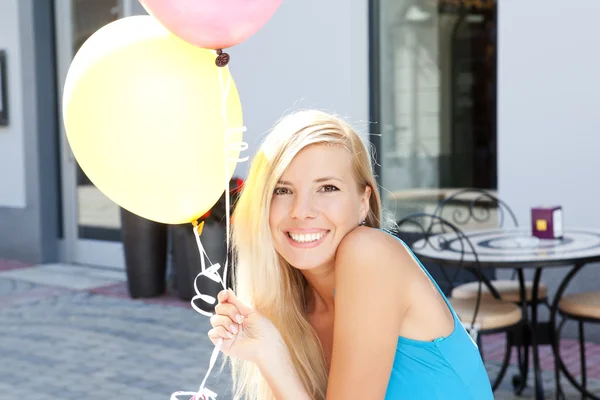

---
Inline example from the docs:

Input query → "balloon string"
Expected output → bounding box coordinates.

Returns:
[219,65,231,291]
[198,338,223,396]
[192,221,209,273]
[217,64,248,291]
[171,241,224,400]
[169,338,222,400]
[170,52,249,400]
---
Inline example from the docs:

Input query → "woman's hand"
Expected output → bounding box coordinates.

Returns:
[209,290,314,399]
[208,289,281,363]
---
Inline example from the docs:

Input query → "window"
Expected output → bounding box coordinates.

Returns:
[373,0,498,220]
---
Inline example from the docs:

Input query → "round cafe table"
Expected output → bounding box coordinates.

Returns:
[411,228,600,400]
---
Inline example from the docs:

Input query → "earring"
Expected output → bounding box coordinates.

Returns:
[360,220,366,226]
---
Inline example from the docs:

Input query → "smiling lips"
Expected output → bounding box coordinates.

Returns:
[286,230,329,247]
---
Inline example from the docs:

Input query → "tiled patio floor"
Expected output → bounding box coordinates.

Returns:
[0,259,598,399]
[482,333,600,398]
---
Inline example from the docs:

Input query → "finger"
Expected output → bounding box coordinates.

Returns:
[218,289,254,316]
[207,329,220,345]
[215,302,245,324]
[208,326,234,340]
[209,314,239,334]
[207,329,229,347]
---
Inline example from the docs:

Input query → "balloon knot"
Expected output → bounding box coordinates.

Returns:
[215,49,230,67]
[192,220,205,236]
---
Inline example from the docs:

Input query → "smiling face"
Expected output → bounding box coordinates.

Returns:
[269,143,371,271]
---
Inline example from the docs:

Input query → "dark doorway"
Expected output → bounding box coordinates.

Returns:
[446,3,497,189]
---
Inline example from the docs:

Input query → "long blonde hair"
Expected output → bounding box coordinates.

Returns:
[230,110,382,399]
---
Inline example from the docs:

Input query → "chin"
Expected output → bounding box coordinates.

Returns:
[279,250,335,271]
[288,258,323,271]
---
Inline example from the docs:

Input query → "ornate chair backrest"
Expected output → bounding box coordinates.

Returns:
[432,188,519,230]
[393,212,484,330]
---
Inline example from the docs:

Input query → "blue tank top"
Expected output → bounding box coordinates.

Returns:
[383,236,494,399]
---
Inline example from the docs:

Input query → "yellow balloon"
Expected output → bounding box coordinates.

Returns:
[62,15,244,224]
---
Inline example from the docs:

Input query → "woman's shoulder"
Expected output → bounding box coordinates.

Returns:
[333,227,416,332]
[337,226,408,255]
[335,227,416,278]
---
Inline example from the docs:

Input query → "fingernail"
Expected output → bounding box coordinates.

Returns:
[227,331,234,339]
[230,324,238,334]
[235,314,243,324]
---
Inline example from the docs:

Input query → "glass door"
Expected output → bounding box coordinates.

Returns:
[377,0,497,220]
[55,0,146,268]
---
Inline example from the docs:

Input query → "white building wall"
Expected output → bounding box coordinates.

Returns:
[0,0,27,208]
[227,0,370,177]
[498,0,600,339]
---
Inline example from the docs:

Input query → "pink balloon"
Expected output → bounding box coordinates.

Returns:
[139,0,282,49]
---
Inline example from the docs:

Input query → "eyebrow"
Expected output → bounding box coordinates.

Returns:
[277,177,343,185]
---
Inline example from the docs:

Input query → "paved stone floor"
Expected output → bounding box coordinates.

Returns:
[0,260,598,399]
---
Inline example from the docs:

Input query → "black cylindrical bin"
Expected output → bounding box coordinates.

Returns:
[120,207,168,298]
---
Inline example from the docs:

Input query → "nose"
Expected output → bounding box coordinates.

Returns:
[290,192,316,220]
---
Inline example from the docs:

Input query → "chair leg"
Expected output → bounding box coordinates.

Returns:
[477,333,484,360]
[508,323,529,395]
[513,271,530,395]
[578,320,587,400]
[553,317,567,400]
[552,316,600,400]
[492,331,513,391]
[515,343,523,384]
[554,330,562,400]
[513,340,529,395]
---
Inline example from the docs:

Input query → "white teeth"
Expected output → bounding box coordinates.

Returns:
[288,232,325,243]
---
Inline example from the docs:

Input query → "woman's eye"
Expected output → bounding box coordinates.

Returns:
[320,185,339,193]
[274,187,291,195]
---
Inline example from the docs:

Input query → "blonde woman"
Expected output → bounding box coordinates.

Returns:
[208,110,494,399]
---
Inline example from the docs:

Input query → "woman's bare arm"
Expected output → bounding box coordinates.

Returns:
[326,227,412,399]
[256,336,312,400]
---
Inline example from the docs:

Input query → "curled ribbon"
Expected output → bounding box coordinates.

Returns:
[169,338,222,400]
[169,50,248,400]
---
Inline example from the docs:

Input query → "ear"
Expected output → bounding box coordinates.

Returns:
[360,185,372,221]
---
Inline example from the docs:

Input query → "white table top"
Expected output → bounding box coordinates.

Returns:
[410,228,600,268]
